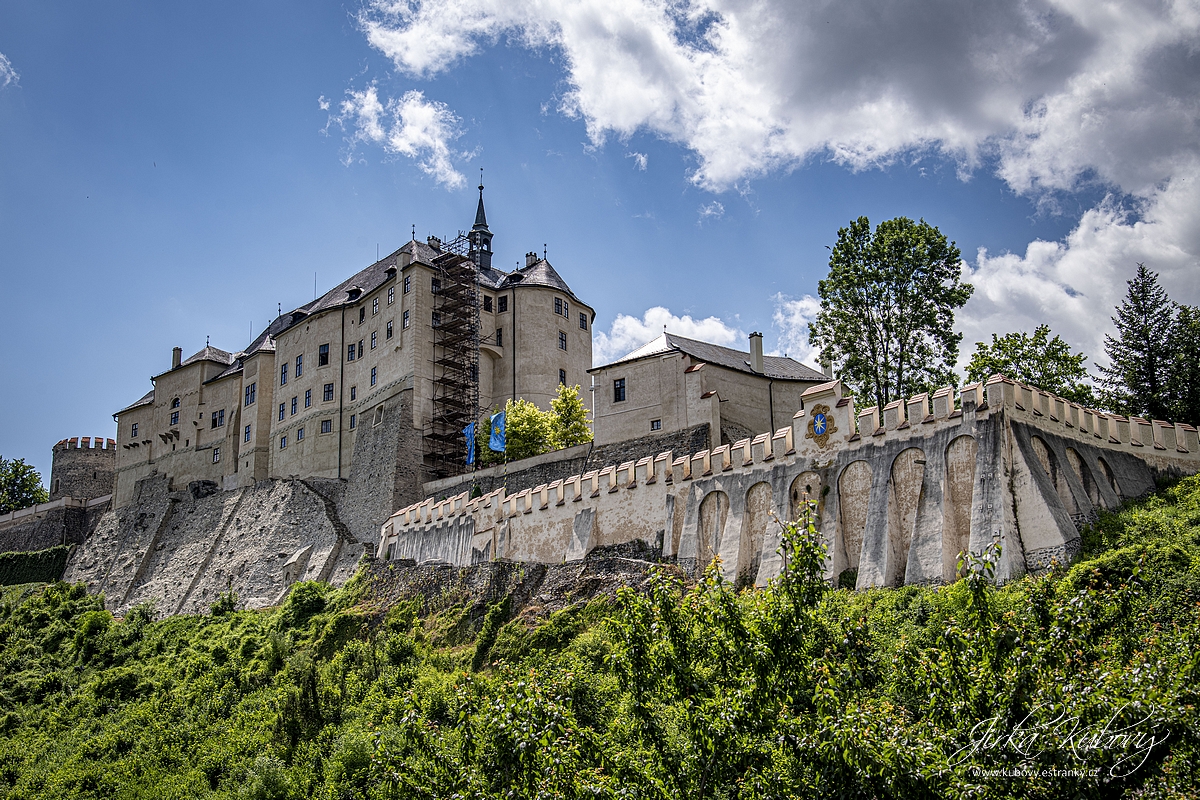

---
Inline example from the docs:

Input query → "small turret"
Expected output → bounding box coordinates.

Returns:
[468,173,493,270]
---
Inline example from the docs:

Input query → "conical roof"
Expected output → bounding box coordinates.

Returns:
[473,183,489,230]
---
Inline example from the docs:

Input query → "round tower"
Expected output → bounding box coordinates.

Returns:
[49,437,117,500]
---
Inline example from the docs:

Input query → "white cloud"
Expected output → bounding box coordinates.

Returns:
[627,151,648,170]
[697,200,724,223]
[0,53,18,88]
[330,85,468,188]
[592,306,743,365]
[770,293,822,366]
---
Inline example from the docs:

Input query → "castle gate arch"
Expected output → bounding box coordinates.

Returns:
[698,490,729,568]
[836,461,872,587]
[943,435,977,582]
[887,448,926,587]
[738,482,772,587]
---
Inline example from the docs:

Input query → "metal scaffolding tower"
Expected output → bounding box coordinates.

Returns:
[424,234,481,478]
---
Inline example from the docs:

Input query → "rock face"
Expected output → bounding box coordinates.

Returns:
[64,474,367,616]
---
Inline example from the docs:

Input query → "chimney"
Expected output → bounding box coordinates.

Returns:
[172,347,182,369]
[821,361,833,380]
[749,332,764,374]
[526,251,539,268]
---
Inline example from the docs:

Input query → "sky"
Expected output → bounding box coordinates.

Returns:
[1,0,1198,482]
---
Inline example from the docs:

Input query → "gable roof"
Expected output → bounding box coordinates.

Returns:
[592,332,827,382]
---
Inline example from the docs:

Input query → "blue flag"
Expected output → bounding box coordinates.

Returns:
[489,411,506,452]
[463,422,476,465]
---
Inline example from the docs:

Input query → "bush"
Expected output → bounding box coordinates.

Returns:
[0,546,70,586]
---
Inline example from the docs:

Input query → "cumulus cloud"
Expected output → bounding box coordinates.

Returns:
[0,53,18,88]
[770,293,822,366]
[356,0,1200,351]
[329,85,468,188]
[592,306,743,365]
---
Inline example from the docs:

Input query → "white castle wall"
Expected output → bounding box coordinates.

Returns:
[378,376,1200,587]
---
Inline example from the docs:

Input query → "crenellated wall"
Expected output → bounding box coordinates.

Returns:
[379,376,1200,588]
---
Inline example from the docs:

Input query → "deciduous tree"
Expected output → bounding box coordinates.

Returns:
[965,325,1096,406]
[808,216,972,412]
[549,384,592,449]
[0,456,48,515]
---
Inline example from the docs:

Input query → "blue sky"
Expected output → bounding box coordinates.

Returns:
[2,0,1197,481]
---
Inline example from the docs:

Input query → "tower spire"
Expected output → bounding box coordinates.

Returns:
[469,168,493,269]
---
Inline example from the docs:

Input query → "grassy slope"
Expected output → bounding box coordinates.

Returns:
[1,477,1199,799]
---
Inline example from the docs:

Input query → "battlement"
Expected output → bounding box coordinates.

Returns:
[54,437,118,451]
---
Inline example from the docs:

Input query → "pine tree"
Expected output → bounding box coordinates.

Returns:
[549,384,593,449]
[1099,264,1174,420]
[1168,305,1200,425]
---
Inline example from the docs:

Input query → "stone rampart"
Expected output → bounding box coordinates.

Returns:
[379,377,1200,588]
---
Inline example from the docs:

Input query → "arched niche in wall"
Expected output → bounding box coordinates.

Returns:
[887,447,926,587]
[1065,447,1101,509]
[738,482,772,588]
[836,461,872,589]
[789,470,825,523]
[698,490,729,568]
[1030,435,1082,521]
[1096,456,1122,501]
[942,435,977,582]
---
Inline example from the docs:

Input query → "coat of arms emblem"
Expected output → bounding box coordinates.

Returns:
[805,403,837,447]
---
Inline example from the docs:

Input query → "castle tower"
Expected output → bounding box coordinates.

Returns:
[50,437,117,500]
[468,179,493,270]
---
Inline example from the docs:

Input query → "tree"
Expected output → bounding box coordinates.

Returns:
[504,398,553,461]
[549,384,592,449]
[965,325,1096,406]
[1167,305,1200,425]
[0,456,49,515]
[808,216,972,412]
[1099,263,1174,420]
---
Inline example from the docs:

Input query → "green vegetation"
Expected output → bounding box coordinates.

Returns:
[0,456,48,515]
[475,385,593,467]
[4,478,1200,798]
[0,546,70,586]
[966,324,1097,406]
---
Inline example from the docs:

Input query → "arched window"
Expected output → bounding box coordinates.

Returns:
[171,397,181,409]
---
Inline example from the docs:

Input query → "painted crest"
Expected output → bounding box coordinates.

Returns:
[805,403,838,448]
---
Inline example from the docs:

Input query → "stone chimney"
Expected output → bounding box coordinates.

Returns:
[526,251,539,268]
[749,332,764,374]
[172,347,182,369]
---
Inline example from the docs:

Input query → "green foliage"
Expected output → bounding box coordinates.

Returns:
[4,481,1200,797]
[1167,304,1200,424]
[966,324,1097,406]
[0,455,49,515]
[504,398,554,461]
[1100,263,1176,420]
[0,545,70,586]
[808,216,973,412]
[549,383,593,449]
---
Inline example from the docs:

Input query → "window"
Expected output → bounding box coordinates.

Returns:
[403,274,411,294]
[213,447,221,464]
[280,435,287,449]
[279,403,285,421]
[347,343,356,361]
[211,409,224,428]
[295,354,303,378]
[280,363,287,385]
[321,419,332,434]
[318,344,329,366]
[296,427,305,441]
[432,277,441,293]
[558,331,567,351]
[359,339,364,357]
[171,397,180,409]
[579,312,588,331]
[432,311,441,327]
[403,310,410,329]
[371,331,377,349]
[131,423,139,438]
[373,405,384,426]
[555,297,563,315]
[244,424,251,443]
[291,397,297,415]
[170,411,179,426]
[559,369,567,385]
[350,386,357,401]
[359,307,365,323]
[614,378,626,402]
[245,383,256,406]
[349,414,356,430]
[386,321,393,339]
[496,328,503,347]
[323,383,334,402]
[305,389,311,408]
[650,419,662,431]
[483,295,493,312]
[371,367,377,386]
[372,298,379,315]
[498,295,508,313]
[388,286,395,305]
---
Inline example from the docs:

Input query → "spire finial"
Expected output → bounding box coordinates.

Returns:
[479,167,484,193]
[206,335,210,347]
[277,302,281,317]
[411,223,416,241]
[543,243,547,261]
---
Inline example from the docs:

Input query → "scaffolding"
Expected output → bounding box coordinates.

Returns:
[424,234,481,479]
